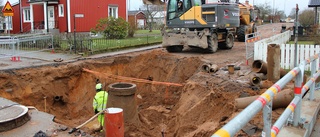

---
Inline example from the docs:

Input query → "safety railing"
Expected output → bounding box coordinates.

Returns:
[0,33,53,61]
[212,53,320,137]
[245,32,260,65]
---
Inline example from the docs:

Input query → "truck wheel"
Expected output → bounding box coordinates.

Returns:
[218,33,234,49]
[166,46,183,53]
[207,33,218,53]
[237,25,247,42]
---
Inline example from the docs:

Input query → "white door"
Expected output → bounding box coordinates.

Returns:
[48,6,55,29]
[137,19,144,29]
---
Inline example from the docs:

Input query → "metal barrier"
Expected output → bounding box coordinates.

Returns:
[212,53,320,137]
[245,32,260,65]
[0,33,53,61]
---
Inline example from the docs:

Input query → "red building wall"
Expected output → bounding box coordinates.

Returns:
[12,3,21,33]
[70,0,127,32]
[10,0,127,33]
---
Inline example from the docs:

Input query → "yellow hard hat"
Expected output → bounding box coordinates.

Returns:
[96,83,102,90]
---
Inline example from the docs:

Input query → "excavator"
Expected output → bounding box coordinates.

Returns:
[143,0,257,53]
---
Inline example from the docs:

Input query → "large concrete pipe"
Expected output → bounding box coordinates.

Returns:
[267,44,281,82]
[249,73,267,86]
[107,82,140,127]
[235,89,294,109]
[252,60,287,77]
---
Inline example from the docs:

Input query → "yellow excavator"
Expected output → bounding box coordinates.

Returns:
[143,0,257,53]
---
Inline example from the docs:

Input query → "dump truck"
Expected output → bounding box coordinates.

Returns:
[236,1,258,42]
[143,0,257,53]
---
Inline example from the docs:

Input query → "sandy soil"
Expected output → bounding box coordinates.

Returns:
[0,23,294,137]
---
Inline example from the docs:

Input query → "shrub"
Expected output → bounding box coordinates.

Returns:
[91,17,129,39]
[128,18,137,38]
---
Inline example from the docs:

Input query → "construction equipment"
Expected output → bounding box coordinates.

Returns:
[236,0,258,42]
[143,0,239,53]
[143,0,258,53]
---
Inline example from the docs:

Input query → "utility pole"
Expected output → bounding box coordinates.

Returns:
[294,4,299,67]
[272,0,275,23]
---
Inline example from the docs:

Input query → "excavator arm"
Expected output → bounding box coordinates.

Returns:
[142,0,165,5]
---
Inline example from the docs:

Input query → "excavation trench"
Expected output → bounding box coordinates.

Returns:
[0,50,263,136]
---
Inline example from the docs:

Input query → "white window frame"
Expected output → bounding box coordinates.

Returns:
[108,6,118,18]
[58,4,64,17]
[23,8,31,22]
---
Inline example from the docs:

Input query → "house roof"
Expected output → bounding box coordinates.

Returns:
[309,0,320,7]
[128,10,145,16]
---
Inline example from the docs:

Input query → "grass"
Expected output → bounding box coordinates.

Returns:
[135,30,161,35]
[58,35,162,52]
[287,41,314,45]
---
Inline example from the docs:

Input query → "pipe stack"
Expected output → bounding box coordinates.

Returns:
[201,63,219,74]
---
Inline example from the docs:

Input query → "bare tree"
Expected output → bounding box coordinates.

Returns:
[299,9,314,27]
[255,2,272,21]
[141,4,165,32]
[288,8,296,19]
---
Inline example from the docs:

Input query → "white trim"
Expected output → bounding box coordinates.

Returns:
[23,8,31,22]
[67,0,71,32]
[44,3,47,30]
[58,4,64,17]
[108,6,118,18]
[126,0,128,21]
[30,4,34,32]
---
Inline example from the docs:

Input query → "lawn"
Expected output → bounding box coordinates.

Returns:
[58,35,162,53]
[135,30,162,35]
[287,41,314,45]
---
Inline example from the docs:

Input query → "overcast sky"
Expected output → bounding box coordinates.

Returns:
[5,0,309,16]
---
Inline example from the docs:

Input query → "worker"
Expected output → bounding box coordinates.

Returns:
[177,1,183,11]
[93,81,108,128]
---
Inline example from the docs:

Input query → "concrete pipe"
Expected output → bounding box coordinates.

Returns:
[252,60,268,74]
[249,75,261,86]
[235,89,294,109]
[249,73,267,86]
[54,96,62,102]
[209,64,219,74]
[201,64,211,73]
[107,82,140,127]
[252,60,287,77]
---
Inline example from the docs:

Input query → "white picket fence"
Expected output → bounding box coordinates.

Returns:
[254,31,320,71]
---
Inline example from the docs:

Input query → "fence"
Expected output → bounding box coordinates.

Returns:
[212,53,320,137]
[0,33,53,61]
[56,33,162,55]
[255,44,320,71]
[254,30,291,62]
[245,32,260,65]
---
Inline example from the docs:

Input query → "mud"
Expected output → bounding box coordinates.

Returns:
[0,23,294,137]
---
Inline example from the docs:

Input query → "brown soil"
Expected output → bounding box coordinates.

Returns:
[0,23,294,137]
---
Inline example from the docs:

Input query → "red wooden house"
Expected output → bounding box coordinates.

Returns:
[10,0,128,34]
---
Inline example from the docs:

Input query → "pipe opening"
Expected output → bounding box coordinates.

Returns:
[111,83,134,89]
[54,96,62,102]
[251,76,261,85]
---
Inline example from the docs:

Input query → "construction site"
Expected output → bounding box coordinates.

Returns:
[0,22,307,137]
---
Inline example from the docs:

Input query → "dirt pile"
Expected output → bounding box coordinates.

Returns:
[0,48,283,136]
[0,23,296,137]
